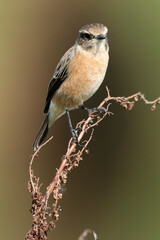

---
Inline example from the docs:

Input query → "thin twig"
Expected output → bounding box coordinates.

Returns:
[29,136,53,193]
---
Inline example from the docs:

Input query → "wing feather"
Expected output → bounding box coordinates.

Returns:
[44,46,76,114]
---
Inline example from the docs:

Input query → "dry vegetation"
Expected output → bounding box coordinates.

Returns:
[25,87,160,240]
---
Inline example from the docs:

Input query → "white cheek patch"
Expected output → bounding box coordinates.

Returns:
[96,40,108,56]
[95,41,102,55]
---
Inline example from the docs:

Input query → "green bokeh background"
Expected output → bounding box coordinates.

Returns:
[1,0,160,239]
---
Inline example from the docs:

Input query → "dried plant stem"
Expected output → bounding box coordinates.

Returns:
[25,87,160,240]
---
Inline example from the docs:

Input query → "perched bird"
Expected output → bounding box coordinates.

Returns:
[33,23,109,151]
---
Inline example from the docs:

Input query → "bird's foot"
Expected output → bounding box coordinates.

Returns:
[75,126,82,131]
[71,128,79,144]
[80,105,110,115]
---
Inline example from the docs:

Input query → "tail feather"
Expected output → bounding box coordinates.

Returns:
[33,114,49,151]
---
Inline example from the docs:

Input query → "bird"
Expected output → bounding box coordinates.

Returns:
[33,23,109,151]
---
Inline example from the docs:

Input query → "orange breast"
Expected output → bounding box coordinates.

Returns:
[53,48,109,109]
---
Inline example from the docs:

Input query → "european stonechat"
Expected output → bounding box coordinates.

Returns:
[33,23,109,150]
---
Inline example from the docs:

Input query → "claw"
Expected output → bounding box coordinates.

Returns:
[75,126,82,131]
[71,128,79,144]
[93,107,110,115]
[80,105,110,115]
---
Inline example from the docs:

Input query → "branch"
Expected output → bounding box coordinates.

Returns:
[25,87,160,240]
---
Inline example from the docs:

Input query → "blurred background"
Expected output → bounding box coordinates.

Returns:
[1,0,160,239]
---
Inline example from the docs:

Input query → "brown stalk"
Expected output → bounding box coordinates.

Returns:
[25,87,160,240]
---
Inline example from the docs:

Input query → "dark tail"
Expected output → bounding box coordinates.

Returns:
[33,114,49,151]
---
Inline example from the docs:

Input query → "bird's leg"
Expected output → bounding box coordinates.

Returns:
[66,109,79,143]
[80,105,109,115]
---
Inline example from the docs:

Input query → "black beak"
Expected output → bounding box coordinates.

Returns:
[96,34,106,40]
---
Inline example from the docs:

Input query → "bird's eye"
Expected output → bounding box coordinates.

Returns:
[80,33,91,40]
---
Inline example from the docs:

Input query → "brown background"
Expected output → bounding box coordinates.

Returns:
[1,0,160,239]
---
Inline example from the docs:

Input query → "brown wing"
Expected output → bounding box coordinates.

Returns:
[44,46,76,114]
